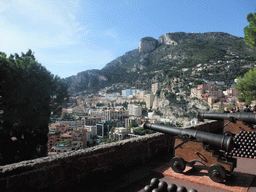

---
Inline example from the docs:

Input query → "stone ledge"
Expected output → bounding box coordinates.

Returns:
[0,121,222,191]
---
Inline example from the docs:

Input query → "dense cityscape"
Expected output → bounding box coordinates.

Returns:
[1,1,256,191]
[47,78,244,155]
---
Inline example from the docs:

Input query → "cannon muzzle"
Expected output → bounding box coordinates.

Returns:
[143,122,234,152]
[197,112,256,124]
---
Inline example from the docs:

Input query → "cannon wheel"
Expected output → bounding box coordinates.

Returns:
[208,164,227,183]
[170,157,186,173]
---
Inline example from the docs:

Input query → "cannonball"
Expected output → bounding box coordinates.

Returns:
[176,186,187,192]
[167,183,177,192]
[150,178,160,189]
[188,189,198,192]
[144,185,152,192]
[158,181,168,192]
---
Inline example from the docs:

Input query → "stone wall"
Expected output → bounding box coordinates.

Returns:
[189,120,224,134]
[0,121,223,191]
[0,133,173,191]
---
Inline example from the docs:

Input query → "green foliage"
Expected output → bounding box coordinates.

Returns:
[156,89,161,97]
[164,91,176,101]
[185,40,227,63]
[193,79,204,85]
[176,123,183,127]
[116,122,122,127]
[154,110,163,116]
[133,127,155,135]
[165,122,176,127]
[129,121,138,129]
[110,127,115,132]
[244,11,256,48]
[54,131,61,135]
[100,136,110,143]
[181,111,197,118]
[235,67,256,104]
[0,50,68,165]
[122,101,128,109]
[61,113,74,120]
[213,104,235,113]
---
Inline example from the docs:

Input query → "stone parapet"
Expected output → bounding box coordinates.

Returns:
[0,133,173,191]
[0,121,223,191]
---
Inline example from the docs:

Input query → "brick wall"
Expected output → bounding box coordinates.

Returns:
[0,121,223,191]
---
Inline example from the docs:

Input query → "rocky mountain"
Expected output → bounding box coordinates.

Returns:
[65,32,256,94]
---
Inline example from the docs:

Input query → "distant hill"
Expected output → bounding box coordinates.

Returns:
[65,32,256,94]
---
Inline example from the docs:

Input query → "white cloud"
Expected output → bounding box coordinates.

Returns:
[0,0,123,78]
[0,0,87,55]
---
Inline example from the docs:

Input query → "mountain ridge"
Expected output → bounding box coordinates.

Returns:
[65,31,256,94]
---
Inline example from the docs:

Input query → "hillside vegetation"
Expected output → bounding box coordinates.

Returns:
[66,32,256,93]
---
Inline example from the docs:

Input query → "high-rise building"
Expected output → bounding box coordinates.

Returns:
[152,83,161,94]
[145,94,154,109]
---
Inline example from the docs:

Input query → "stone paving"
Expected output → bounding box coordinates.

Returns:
[85,156,256,192]
[154,163,254,192]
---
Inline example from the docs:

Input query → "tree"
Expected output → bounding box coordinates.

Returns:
[244,10,256,48]
[116,122,122,127]
[235,67,256,105]
[0,50,68,165]
[129,121,138,129]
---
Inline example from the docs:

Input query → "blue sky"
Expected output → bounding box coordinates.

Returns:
[0,0,255,78]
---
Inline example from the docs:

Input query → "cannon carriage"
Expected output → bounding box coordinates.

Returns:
[197,112,256,159]
[143,122,237,183]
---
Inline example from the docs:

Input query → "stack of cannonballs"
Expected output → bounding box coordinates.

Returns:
[227,131,256,158]
[143,178,198,192]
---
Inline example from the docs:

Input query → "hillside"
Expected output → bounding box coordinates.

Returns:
[65,32,256,94]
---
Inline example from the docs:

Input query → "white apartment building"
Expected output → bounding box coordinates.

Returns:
[89,109,128,121]
[104,109,128,121]
[128,104,142,117]
[145,94,154,109]
[84,125,97,136]
[89,110,104,118]
[137,90,151,99]
[152,83,161,94]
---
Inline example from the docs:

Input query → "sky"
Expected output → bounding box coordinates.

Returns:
[0,0,255,78]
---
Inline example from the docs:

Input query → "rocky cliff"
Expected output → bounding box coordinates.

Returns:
[65,32,256,93]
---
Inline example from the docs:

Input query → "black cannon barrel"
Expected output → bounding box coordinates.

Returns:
[197,112,256,124]
[143,122,234,152]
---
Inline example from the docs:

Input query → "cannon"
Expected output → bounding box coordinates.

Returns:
[197,112,256,159]
[143,122,237,183]
[197,112,256,135]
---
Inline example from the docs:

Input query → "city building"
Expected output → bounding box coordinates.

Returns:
[96,120,117,137]
[84,117,101,125]
[226,88,239,97]
[121,89,137,97]
[109,127,129,141]
[128,104,142,117]
[152,82,161,94]
[47,132,61,152]
[125,117,138,128]
[103,109,128,121]
[145,94,154,109]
